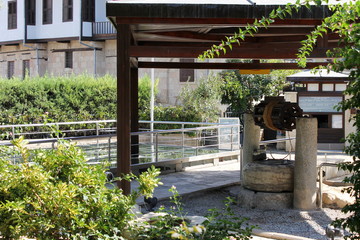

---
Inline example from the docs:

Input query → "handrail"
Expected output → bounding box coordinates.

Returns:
[0,119,234,130]
[317,161,351,209]
[131,124,240,135]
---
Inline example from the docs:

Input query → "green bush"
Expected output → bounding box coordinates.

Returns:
[0,74,204,132]
[0,74,117,125]
[0,137,161,239]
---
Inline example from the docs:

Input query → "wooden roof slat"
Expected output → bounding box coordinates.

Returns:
[129,45,332,59]
[138,61,330,69]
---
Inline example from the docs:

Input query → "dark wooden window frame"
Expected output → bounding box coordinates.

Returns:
[26,0,36,25]
[65,51,73,69]
[63,0,73,22]
[82,0,95,22]
[8,1,17,29]
[43,0,53,24]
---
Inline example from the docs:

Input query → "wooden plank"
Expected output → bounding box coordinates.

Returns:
[130,45,331,59]
[115,17,324,26]
[138,62,329,70]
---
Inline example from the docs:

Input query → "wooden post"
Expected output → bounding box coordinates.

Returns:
[117,23,131,194]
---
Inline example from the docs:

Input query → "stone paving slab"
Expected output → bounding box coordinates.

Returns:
[133,160,241,205]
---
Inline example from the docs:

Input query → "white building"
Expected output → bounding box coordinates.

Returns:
[0,0,210,106]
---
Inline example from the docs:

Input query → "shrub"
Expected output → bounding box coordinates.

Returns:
[0,74,117,125]
[0,137,161,239]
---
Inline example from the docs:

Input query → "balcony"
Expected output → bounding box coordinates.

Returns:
[92,21,117,39]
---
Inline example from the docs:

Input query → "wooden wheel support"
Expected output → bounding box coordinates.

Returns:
[254,96,303,131]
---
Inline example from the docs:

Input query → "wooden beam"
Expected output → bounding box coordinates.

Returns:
[116,17,323,26]
[138,61,330,69]
[130,46,331,59]
[136,32,310,43]
[117,24,131,194]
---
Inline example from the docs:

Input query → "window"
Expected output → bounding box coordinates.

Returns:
[335,83,347,92]
[322,83,334,91]
[63,0,73,22]
[23,60,30,78]
[43,0,52,24]
[82,0,95,22]
[7,61,15,79]
[65,51,73,69]
[332,115,343,129]
[26,0,36,25]
[179,59,195,82]
[307,83,319,91]
[313,114,329,128]
[8,1,17,29]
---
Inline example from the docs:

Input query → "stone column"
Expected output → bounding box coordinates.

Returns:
[242,113,260,178]
[294,117,318,210]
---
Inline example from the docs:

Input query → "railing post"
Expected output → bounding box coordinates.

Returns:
[182,123,185,158]
[231,127,233,151]
[12,126,15,140]
[108,136,111,163]
[318,165,323,209]
[155,133,159,162]
[196,129,199,156]
[96,122,100,161]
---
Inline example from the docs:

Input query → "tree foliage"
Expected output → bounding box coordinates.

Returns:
[220,61,297,114]
[179,74,223,122]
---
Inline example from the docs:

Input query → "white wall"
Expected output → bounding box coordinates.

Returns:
[96,0,108,22]
[27,0,82,40]
[0,0,25,42]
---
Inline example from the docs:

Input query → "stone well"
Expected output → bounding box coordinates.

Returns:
[242,160,294,192]
[238,159,295,209]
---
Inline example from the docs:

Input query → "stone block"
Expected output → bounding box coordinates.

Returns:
[242,161,294,192]
[236,187,293,209]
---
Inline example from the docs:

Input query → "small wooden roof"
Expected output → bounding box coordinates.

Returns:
[287,70,350,82]
[107,0,337,68]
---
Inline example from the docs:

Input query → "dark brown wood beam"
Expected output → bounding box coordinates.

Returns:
[137,41,339,49]
[117,24,131,194]
[130,46,331,59]
[138,61,330,69]
[136,32,310,43]
[116,17,323,26]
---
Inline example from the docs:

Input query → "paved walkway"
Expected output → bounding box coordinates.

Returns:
[132,149,352,205]
[132,159,241,205]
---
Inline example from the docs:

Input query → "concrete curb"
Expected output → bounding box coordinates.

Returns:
[252,229,316,240]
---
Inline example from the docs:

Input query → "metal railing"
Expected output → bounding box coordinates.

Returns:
[93,21,117,35]
[0,120,241,169]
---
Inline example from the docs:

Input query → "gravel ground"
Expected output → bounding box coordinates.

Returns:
[154,188,351,240]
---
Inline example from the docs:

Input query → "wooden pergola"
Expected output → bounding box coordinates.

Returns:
[106,0,337,194]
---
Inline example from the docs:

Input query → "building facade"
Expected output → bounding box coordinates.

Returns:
[0,0,213,106]
[285,70,356,150]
